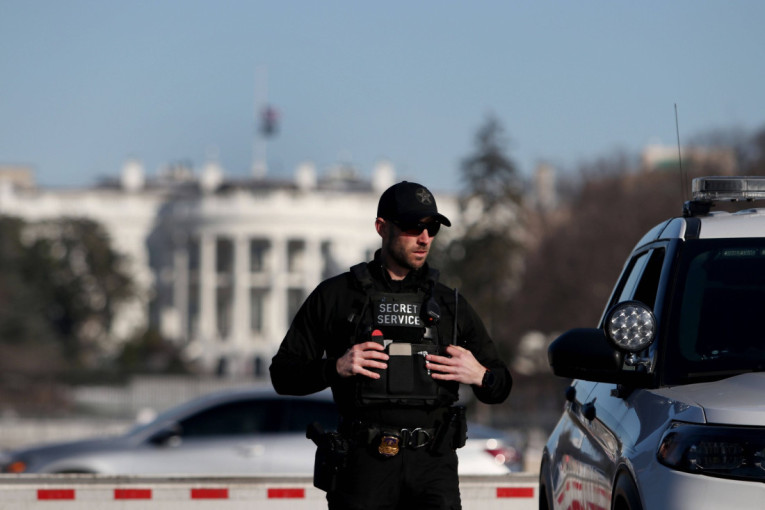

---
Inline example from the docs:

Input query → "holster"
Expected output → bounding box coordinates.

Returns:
[307,422,351,493]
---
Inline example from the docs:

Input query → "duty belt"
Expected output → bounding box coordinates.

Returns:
[341,421,435,457]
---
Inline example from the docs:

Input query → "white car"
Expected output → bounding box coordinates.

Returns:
[540,176,765,510]
[1,386,520,476]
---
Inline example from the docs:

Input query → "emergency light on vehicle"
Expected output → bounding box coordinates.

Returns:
[692,176,765,202]
[605,301,656,353]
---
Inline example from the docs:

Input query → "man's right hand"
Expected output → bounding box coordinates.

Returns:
[336,342,388,379]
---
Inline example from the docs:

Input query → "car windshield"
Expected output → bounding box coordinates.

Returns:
[665,238,765,384]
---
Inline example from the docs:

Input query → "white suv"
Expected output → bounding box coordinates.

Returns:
[540,176,765,510]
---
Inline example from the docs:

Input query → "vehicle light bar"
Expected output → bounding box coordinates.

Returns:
[692,176,765,202]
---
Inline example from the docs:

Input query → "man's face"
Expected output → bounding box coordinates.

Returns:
[377,217,439,276]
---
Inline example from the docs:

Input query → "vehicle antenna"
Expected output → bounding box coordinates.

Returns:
[675,103,687,202]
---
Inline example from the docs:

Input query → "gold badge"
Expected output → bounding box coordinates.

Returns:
[378,435,400,457]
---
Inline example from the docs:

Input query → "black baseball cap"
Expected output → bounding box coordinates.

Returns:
[376,181,451,226]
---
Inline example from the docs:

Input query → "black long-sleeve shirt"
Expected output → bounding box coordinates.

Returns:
[270,253,512,427]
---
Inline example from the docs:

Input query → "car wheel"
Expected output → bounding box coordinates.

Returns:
[538,459,553,510]
[612,473,642,510]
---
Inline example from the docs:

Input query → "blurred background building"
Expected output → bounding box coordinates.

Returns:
[0,159,459,378]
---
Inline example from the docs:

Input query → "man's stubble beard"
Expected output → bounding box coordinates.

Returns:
[387,241,428,272]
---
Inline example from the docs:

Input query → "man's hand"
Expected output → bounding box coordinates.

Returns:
[336,342,389,379]
[426,345,485,386]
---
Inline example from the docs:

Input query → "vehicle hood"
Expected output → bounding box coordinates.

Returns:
[658,372,765,426]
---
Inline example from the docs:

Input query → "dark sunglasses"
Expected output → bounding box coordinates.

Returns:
[392,220,441,237]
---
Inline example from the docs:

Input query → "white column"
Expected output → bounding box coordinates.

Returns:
[305,237,322,291]
[172,239,189,342]
[270,236,287,348]
[232,235,250,348]
[198,233,216,344]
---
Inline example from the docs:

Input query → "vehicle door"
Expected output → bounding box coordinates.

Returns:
[546,377,599,509]
[560,246,666,509]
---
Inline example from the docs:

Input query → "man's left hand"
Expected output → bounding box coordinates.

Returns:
[425,345,485,386]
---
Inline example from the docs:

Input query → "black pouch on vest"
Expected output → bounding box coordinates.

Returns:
[358,341,442,405]
[358,334,388,403]
[387,343,414,394]
[408,342,440,397]
[387,342,440,403]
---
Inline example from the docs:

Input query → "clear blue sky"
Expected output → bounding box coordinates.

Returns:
[2,0,764,192]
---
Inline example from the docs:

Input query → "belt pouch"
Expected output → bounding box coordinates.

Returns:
[429,419,453,455]
[388,343,413,394]
[450,406,467,449]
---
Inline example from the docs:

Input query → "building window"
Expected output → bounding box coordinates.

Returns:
[216,284,233,339]
[287,239,305,273]
[216,238,234,274]
[253,356,265,377]
[188,237,200,273]
[287,288,306,324]
[250,239,270,273]
[216,357,228,376]
[250,287,268,334]
[187,283,199,338]
[321,240,341,279]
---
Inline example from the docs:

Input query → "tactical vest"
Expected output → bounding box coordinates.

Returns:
[349,263,459,407]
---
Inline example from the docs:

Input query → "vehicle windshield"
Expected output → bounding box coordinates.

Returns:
[665,238,765,384]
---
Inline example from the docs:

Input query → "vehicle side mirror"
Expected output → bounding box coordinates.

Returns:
[548,328,624,381]
[548,301,656,386]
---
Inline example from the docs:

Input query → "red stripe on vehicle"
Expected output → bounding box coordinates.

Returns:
[497,487,535,498]
[115,488,152,499]
[191,488,229,499]
[38,489,75,500]
[268,488,306,499]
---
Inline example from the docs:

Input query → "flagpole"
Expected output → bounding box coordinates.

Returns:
[251,66,268,178]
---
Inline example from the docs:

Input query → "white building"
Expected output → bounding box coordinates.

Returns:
[0,160,458,378]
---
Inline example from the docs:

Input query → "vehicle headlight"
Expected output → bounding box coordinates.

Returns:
[658,422,765,481]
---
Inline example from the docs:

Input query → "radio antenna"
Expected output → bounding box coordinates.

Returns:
[675,103,687,202]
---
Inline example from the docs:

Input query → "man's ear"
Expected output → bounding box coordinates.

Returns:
[375,218,386,238]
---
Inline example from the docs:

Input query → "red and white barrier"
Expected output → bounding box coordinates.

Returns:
[0,474,538,509]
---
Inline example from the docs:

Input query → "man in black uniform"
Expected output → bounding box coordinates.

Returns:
[270,181,512,510]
